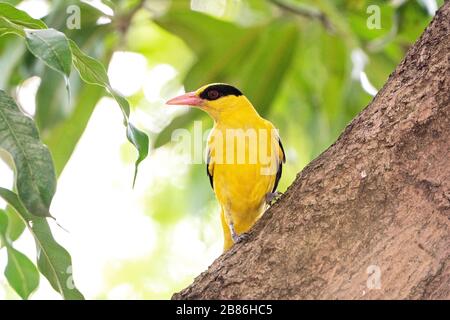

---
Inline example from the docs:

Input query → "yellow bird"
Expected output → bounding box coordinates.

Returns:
[167,83,285,251]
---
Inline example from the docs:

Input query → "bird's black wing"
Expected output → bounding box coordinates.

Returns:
[206,147,214,190]
[272,138,286,193]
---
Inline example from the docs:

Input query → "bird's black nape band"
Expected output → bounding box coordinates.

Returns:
[199,84,243,101]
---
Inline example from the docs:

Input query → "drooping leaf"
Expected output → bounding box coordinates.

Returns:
[69,39,109,86]
[110,89,131,118]
[0,2,47,29]
[111,92,149,186]
[0,210,39,300]
[127,123,149,187]
[0,187,84,300]
[0,90,57,217]
[36,26,111,165]
[70,40,129,115]
[24,28,72,83]
[69,40,149,183]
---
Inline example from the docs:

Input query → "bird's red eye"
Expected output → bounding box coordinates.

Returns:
[207,90,220,100]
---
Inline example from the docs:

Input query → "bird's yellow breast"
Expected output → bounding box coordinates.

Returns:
[207,114,281,238]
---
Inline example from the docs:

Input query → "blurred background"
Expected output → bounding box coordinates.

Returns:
[0,0,441,299]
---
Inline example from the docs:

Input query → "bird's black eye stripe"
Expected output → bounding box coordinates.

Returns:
[200,84,242,101]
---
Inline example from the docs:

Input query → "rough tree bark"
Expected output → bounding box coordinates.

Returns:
[174,2,450,299]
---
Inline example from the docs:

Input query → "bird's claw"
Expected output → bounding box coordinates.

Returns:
[265,191,283,205]
[232,232,249,244]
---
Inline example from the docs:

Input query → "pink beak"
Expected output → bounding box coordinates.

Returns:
[166,91,204,106]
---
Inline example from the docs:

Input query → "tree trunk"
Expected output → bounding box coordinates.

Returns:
[174,2,450,300]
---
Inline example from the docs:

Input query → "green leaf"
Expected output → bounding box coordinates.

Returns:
[5,246,40,299]
[6,205,25,242]
[69,40,149,183]
[156,7,242,55]
[35,68,70,132]
[182,27,260,90]
[127,123,149,187]
[70,40,130,116]
[69,40,109,86]
[24,28,72,81]
[0,16,25,37]
[32,218,83,300]
[35,27,110,135]
[0,187,84,300]
[0,2,47,29]
[109,90,131,118]
[0,210,39,300]
[156,8,256,91]
[0,209,7,247]
[0,90,57,217]
[0,36,26,89]
[238,21,299,115]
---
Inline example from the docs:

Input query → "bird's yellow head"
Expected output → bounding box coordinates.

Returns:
[166,83,249,120]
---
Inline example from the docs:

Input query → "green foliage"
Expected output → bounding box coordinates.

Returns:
[153,10,298,147]
[0,90,56,218]
[0,1,148,183]
[0,2,46,29]
[238,21,298,115]
[0,210,39,299]
[0,16,24,37]
[2,206,25,243]
[0,1,148,299]
[24,28,72,96]
[0,187,84,299]
[69,40,109,85]
[0,86,85,298]
[4,244,39,299]
[70,39,149,185]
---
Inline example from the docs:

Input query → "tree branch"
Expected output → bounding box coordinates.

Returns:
[270,0,335,33]
[116,0,146,34]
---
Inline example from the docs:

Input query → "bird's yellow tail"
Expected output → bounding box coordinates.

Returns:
[220,205,266,251]
[220,208,233,251]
